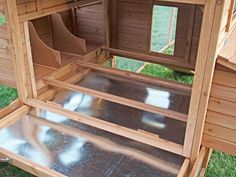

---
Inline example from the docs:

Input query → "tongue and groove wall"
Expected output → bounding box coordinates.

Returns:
[109,0,203,69]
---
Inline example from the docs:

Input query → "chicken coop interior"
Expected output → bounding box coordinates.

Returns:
[0,0,236,177]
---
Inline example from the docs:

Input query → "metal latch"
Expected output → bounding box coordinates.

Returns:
[0,157,12,163]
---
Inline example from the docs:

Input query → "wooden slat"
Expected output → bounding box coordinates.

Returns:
[208,97,236,117]
[43,78,188,122]
[0,99,21,119]
[27,98,184,156]
[76,60,192,93]
[204,123,236,144]
[189,147,206,177]
[102,47,195,69]
[211,83,236,103]
[177,159,190,177]
[206,111,236,131]
[213,69,236,88]
[202,134,236,156]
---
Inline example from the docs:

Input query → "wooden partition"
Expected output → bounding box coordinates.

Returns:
[109,0,203,70]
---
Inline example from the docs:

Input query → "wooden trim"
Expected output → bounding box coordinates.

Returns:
[43,78,188,122]
[102,47,195,70]
[177,159,190,177]
[5,0,30,101]
[0,148,66,177]
[0,106,30,129]
[184,0,225,162]
[226,0,236,32]
[189,147,207,177]
[0,99,21,119]
[76,60,192,93]
[158,0,206,5]
[217,57,236,71]
[202,134,236,156]
[19,0,102,22]
[27,98,184,156]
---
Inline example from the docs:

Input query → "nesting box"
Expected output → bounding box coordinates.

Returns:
[0,0,236,176]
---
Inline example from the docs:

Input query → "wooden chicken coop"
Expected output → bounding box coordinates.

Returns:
[0,0,236,176]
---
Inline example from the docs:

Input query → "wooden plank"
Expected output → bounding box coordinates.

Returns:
[0,106,29,129]
[0,149,66,177]
[0,99,21,119]
[43,78,188,122]
[208,97,236,117]
[19,0,102,22]
[76,60,192,92]
[206,111,236,131]
[211,83,236,103]
[204,123,236,144]
[158,0,206,5]
[217,57,236,72]
[213,69,236,88]
[177,159,190,177]
[189,147,206,177]
[102,47,195,69]
[202,134,236,156]
[27,98,184,156]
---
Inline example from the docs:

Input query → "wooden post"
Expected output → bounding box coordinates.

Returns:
[5,0,32,102]
[183,0,226,165]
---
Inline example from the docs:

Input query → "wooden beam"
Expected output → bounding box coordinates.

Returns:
[27,98,184,156]
[102,47,195,70]
[158,0,206,5]
[184,0,226,162]
[76,60,192,93]
[5,0,30,101]
[189,147,207,177]
[19,0,102,22]
[177,159,190,177]
[43,78,188,122]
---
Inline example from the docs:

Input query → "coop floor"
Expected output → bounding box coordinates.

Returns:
[45,71,189,145]
[0,108,185,177]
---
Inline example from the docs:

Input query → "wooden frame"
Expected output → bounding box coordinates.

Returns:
[226,0,236,32]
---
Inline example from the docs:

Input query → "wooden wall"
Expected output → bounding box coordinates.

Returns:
[109,0,203,69]
[0,1,16,87]
[202,63,236,156]
[76,2,105,44]
[31,10,73,47]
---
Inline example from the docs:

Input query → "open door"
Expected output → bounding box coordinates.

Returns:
[0,105,190,177]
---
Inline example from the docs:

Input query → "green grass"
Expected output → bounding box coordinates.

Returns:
[0,15,6,25]
[205,150,236,177]
[140,63,194,85]
[0,84,18,109]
